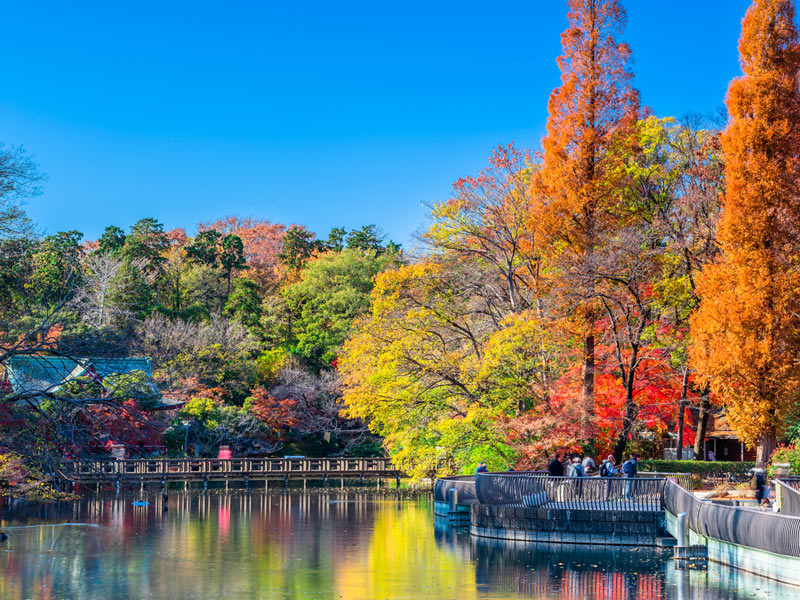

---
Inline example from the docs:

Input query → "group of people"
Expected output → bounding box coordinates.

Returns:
[546,453,640,479]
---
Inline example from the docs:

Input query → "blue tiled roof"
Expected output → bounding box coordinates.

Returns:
[5,355,155,397]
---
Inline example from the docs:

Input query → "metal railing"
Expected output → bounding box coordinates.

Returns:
[776,479,800,517]
[475,473,665,511]
[664,479,800,558]
[638,471,695,491]
[60,457,400,481]
[433,476,477,504]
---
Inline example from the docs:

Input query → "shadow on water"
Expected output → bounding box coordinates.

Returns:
[2,491,799,599]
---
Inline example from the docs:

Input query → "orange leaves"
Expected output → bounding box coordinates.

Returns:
[690,0,800,454]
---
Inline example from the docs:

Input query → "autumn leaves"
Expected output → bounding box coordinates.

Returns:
[340,0,800,474]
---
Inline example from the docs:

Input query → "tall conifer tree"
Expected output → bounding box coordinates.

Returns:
[691,0,800,465]
[540,0,640,432]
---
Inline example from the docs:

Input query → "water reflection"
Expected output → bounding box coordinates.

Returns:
[0,491,797,599]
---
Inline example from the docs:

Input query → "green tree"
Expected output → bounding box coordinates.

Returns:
[224,277,262,332]
[97,225,126,255]
[325,226,347,252]
[29,230,83,304]
[123,218,169,275]
[283,248,400,370]
[219,233,246,295]
[345,224,384,252]
[278,225,320,272]
[185,230,222,265]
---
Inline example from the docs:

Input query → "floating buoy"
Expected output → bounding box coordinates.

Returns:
[0,532,8,541]
[132,501,149,506]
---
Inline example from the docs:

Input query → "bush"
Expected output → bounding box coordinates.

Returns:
[638,459,755,477]
[768,444,800,477]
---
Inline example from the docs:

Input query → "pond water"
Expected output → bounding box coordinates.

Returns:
[1,490,797,599]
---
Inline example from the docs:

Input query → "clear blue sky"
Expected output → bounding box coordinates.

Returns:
[2,0,752,246]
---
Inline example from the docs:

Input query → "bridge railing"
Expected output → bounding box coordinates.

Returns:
[433,476,477,504]
[776,479,800,517]
[664,479,800,558]
[61,457,399,479]
[475,473,665,511]
[638,471,695,491]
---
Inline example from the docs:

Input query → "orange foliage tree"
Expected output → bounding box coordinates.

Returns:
[690,0,800,465]
[199,216,286,288]
[539,0,640,432]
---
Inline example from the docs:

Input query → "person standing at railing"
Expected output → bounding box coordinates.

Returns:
[622,454,639,499]
[568,457,586,499]
[581,455,596,475]
[474,462,488,474]
[547,453,565,477]
[599,455,618,500]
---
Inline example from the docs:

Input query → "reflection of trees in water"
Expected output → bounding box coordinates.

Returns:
[469,537,666,599]
[1,490,399,600]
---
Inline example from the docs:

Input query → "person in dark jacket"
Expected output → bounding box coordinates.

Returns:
[547,453,565,477]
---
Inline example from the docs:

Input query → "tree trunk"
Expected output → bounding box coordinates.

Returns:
[676,370,689,460]
[693,388,710,460]
[612,386,637,464]
[581,333,595,439]
[756,430,777,468]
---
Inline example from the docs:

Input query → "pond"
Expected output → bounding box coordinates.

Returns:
[1,490,797,599]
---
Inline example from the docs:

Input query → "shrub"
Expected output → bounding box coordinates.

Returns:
[768,444,800,477]
[638,459,755,478]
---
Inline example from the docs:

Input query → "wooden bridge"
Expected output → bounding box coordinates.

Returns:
[59,457,402,488]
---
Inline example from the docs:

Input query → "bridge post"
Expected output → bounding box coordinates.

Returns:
[203,477,208,491]
[185,480,189,491]
[396,475,400,489]
[303,478,307,491]
[322,474,328,488]
[284,475,289,489]
[360,474,365,485]
[225,479,229,491]
[244,476,249,489]
[340,478,344,489]
[161,480,168,511]
[264,479,269,492]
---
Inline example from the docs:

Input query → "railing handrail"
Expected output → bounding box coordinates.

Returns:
[776,479,800,517]
[664,479,800,557]
[474,472,666,511]
[58,457,401,479]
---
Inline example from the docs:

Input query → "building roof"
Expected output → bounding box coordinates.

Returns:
[2,355,179,408]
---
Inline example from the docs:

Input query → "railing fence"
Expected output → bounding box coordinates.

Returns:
[475,473,665,511]
[60,457,400,481]
[664,480,800,558]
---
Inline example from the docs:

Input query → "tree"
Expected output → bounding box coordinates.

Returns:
[690,0,800,466]
[346,225,384,252]
[0,144,42,241]
[539,0,640,435]
[97,225,126,255]
[73,253,146,328]
[278,225,320,272]
[282,248,399,370]
[198,216,286,289]
[29,230,83,304]
[123,218,169,276]
[185,230,222,265]
[224,277,262,332]
[325,227,347,252]
[219,233,246,295]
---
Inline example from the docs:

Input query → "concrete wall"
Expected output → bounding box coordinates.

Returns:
[471,504,664,546]
[665,509,800,587]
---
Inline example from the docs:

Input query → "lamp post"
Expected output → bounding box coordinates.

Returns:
[182,420,191,456]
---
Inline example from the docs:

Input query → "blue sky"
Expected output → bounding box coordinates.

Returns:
[2,0,751,246]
